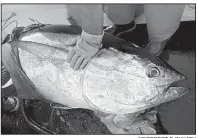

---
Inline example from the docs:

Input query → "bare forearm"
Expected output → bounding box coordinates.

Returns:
[67,4,104,35]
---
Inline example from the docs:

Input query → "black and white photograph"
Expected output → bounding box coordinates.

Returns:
[1,3,196,135]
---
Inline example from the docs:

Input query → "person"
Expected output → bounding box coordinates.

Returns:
[66,4,185,71]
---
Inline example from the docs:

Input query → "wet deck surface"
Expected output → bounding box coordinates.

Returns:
[1,21,195,134]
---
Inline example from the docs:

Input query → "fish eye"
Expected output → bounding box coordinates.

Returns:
[147,67,160,78]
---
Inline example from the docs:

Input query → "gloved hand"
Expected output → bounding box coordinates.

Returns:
[67,30,104,70]
[99,110,157,134]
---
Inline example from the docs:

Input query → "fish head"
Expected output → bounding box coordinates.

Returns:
[142,60,188,104]
[148,59,189,102]
[113,47,189,106]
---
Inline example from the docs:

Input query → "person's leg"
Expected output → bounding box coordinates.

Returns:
[105,4,136,25]
[143,4,185,55]
[67,4,104,35]
[104,4,136,36]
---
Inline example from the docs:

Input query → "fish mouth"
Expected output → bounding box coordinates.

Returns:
[156,78,189,104]
[165,86,189,97]
[158,74,189,97]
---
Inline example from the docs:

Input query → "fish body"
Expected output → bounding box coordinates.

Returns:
[10,24,188,114]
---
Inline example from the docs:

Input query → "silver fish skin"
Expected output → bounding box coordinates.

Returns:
[11,25,188,114]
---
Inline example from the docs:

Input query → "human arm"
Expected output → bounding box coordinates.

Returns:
[67,5,104,70]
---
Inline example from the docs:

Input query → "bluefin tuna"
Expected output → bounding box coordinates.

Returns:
[7,24,188,114]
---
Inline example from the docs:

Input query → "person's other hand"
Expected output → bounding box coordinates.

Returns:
[67,30,103,70]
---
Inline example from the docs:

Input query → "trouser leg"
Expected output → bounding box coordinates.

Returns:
[144,4,185,42]
[105,4,136,25]
[142,4,185,55]
[67,4,104,35]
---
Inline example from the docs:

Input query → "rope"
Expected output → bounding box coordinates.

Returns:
[1,12,18,30]
[28,18,42,24]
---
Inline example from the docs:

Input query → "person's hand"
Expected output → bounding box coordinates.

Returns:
[67,30,103,70]
[67,38,100,70]
[99,110,157,134]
